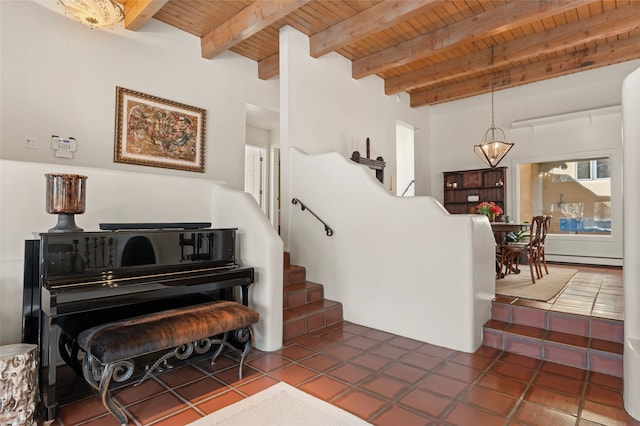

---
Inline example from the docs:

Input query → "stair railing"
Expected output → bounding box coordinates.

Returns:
[401,179,415,197]
[291,198,334,236]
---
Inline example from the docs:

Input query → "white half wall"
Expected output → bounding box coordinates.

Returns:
[209,185,283,352]
[622,66,640,421]
[278,26,431,251]
[289,148,495,353]
[0,160,282,351]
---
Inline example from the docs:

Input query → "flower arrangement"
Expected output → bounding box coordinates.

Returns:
[476,201,503,218]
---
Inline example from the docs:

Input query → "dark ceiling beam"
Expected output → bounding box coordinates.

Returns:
[386,3,640,95]
[122,0,169,31]
[201,0,310,60]
[352,0,586,79]
[410,34,640,107]
[258,53,279,80]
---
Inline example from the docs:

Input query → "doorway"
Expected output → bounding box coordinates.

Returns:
[245,103,280,232]
[270,147,280,234]
[244,145,267,212]
[396,121,415,196]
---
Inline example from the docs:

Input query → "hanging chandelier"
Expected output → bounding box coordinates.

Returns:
[474,48,514,169]
[58,0,124,29]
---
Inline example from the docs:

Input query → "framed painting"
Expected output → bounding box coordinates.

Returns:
[114,87,206,172]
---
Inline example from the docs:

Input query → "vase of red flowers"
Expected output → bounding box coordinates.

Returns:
[476,201,503,222]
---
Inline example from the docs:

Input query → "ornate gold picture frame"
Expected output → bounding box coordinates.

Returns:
[114,87,206,173]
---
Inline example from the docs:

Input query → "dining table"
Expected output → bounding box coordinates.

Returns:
[490,221,530,237]
[490,222,531,278]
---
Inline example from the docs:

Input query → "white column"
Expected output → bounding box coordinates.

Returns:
[622,66,640,421]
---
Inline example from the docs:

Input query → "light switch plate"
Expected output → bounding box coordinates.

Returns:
[24,137,38,149]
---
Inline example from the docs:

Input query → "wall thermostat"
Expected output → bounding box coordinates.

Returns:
[51,135,77,159]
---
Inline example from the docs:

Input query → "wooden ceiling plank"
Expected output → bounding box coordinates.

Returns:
[309,0,352,24]
[281,6,327,33]
[309,0,439,58]
[410,33,640,107]
[386,3,640,94]
[123,0,170,31]
[201,0,310,60]
[416,5,443,30]
[352,0,589,79]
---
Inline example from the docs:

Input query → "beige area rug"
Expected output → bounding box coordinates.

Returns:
[187,382,371,426]
[496,266,578,301]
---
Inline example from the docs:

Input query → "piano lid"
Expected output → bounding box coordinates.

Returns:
[40,228,239,289]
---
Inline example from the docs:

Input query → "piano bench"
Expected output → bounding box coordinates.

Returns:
[77,300,259,426]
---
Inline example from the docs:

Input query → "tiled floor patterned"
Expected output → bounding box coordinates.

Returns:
[497,264,624,321]
[52,264,638,426]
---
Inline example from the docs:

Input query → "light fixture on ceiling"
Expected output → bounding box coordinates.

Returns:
[58,0,124,29]
[474,47,514,169]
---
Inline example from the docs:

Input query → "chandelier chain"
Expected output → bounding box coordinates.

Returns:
[490,46,495,129]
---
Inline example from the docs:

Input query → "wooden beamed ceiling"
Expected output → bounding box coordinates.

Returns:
[122,0,640,107]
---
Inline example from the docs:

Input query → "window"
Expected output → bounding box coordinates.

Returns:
[518,156,611,235]
[576,158,610,180]
[576,161,591,180]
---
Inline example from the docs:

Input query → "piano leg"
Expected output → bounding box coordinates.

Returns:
[241,284,250,306]
[40,312,59,421]
[220,284,251,306]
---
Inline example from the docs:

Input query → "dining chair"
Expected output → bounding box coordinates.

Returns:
[500,216,545,283]
[537,215,552,275]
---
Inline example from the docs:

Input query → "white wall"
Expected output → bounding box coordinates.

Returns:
[246,126,273,148]
[622,66,640,421]
[289,149,495,353]
[278,26,430,251]
[428,60,640,265]
[0,1,279,190]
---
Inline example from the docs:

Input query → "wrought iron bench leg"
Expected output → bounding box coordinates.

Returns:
[82,354,133,426]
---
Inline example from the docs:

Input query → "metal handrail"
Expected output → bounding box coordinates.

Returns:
[291,198,334,237]
[401,179,415,197]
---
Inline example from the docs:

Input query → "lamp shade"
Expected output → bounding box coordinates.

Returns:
[474,126,514,168]
[58,0,124,29]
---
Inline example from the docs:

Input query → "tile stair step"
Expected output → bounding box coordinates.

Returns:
[491,301,623,343]
[284,265,306,287]
[283,300,344,342]
[483,319,623,377]
[485,300,624,377]
[283,281,324,308]
[282,253,344,341]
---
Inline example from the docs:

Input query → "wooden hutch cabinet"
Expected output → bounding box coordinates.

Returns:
[443,167,507,214]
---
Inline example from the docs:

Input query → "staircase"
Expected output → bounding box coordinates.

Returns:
[483,299,623,377]
[283,252,343,341]
[281,254,622,376]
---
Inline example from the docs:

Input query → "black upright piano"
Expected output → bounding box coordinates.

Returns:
[22,225,254,421]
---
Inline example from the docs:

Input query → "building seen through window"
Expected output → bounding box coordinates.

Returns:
[518,156,611,235]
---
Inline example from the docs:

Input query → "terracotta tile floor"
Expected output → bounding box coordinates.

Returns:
[53,265,637,426]
[496,263,624,321]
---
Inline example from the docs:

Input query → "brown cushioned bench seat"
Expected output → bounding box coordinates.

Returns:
[78,300,259,426]
[58,293,215,373]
